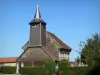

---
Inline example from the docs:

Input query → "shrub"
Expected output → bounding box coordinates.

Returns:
[69,66,88,75]
[58,59,70,75]
[44,58,56,75]
[22,66,45,75]
[87,66,100,75]
[0,66,16,74]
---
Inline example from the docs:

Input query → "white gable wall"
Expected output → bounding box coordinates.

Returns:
[58,52,69,61]
[3,63,16,66]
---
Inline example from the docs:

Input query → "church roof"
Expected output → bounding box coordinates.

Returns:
[48,32,72,51]
[22,31,72,51]
[19,31,71,62]
[42,46,56,60]
[0,57,17,63]
[29,18,46,25]
[17,46,57,62]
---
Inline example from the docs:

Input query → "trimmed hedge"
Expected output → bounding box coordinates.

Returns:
[0,66,45,75]
[0,66,16,74]
[0,65,89,75]
[22,66,45,75]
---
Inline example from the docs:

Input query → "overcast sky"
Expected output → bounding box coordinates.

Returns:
[0,0,100,61]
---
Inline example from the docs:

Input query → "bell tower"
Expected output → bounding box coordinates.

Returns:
[29,4,46,47]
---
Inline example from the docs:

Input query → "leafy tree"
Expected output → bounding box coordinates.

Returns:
[75,57,81,65]
[81,33,100,67]
[80,33,100,75]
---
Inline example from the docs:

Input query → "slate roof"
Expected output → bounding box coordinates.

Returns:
[29,18,46,25]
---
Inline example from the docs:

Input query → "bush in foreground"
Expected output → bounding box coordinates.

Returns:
[58,59,70,75]
[44,58,56,75]
[87,66,100,75]
[69,66,88,75]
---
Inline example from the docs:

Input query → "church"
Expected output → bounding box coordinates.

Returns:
[0,5,72,73]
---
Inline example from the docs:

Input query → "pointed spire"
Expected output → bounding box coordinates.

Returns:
[29,4,46,25]
[34,4,41,18]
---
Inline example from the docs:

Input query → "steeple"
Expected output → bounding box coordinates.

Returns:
[34,4,41,18]
[29,4,46,25]
[29,4,46,47]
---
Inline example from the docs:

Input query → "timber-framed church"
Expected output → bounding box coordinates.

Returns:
[0,5,72,73]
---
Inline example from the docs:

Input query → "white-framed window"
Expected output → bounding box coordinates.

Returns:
[59,49,68,60]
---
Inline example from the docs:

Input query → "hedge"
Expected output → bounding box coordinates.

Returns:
[0,65,89,75]
[0,66,45,75]
[0,66,16,74]
[21,66,45,75]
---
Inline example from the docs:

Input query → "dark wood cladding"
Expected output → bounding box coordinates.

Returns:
[41,25,46,46]
[29,26,41,46]
[29,25,46,47]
